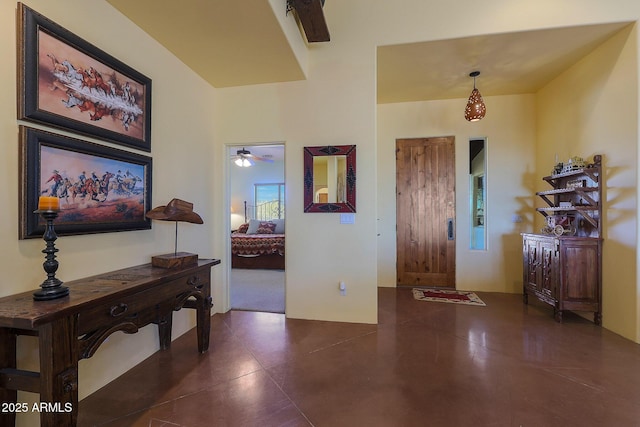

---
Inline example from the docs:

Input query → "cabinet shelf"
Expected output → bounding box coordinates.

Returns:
[543,166,600,184]
[536,206,599,228]
[536,206,598,213]
[524,154,603,325]
[536,187,598,196]
[536,154,602,238]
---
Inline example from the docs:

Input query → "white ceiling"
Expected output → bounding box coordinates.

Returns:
[107,1,631,103]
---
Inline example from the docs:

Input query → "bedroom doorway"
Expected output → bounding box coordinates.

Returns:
[228,144,285,313]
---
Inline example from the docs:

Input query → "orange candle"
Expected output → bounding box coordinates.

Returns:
[38,196,59,211]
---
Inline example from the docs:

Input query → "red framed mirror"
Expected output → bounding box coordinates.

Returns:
[303,145,356,213]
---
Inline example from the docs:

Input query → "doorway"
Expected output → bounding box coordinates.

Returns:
[396,136,456,287]
[228,143,285,313]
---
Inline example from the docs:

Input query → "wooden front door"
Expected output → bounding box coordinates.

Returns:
[396,137,456,287]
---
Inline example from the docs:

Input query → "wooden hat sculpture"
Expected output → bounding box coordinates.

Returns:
[146,199,203,268]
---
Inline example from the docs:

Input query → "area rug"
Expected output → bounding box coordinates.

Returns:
[412,288,486,306]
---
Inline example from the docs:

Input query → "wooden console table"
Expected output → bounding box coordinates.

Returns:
[0,259,219,427]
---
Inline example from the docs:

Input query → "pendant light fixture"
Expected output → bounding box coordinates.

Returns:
[465,71,486,122]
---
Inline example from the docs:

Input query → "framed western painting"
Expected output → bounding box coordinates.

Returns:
[19,126,152,239]
[17,3,152,151]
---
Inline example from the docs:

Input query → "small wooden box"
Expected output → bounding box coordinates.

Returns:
[152,252,198,269]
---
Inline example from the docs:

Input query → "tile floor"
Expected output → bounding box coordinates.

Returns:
[79,288,640,426]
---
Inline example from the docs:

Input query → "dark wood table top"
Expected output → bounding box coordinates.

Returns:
[0,259,220,330]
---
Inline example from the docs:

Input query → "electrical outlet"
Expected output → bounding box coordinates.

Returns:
[339,281,346,296]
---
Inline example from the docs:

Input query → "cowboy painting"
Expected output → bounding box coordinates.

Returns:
[39,144,146,224]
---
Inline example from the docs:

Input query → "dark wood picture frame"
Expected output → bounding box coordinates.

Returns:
[19,126,152,239]
[17,3,152,152]
[304,145,356,213]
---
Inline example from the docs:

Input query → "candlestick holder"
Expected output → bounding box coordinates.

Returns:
[33,209,69,301]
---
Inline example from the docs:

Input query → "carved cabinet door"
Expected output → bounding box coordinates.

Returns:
[539,238,558,297]
[524,237,539,293]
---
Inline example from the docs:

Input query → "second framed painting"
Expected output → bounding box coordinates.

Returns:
[17,3,152,151]
[19,126,152,239]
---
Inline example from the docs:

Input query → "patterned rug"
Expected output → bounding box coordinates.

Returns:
[412,288,486,306]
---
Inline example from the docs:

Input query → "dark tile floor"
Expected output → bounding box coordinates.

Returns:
[79,288,640,426]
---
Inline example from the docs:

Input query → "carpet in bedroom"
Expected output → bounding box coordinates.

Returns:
[231,268,285,313]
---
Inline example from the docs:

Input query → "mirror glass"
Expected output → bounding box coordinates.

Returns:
[304,145,356,212]
[469,138,487,250]
[313,155,347,203]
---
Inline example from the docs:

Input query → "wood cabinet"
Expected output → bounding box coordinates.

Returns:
[523,234,602,324]
[523,155,603,324]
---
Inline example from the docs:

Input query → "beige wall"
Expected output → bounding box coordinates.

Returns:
[2,0,640,424]
[537,25,638,339]
[215,77,379,324]
[377,95,537,293]
[215,0,640,333]
[1,1,218,424]
[245,1,638,341]
[371,0,639,342]
[377,22,639,341]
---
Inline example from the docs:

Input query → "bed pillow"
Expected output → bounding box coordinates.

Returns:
[236,223,249,233]
[246,218,283,234]
[245,219,261,234]
[270,218,285,234]
[256,221,276,234]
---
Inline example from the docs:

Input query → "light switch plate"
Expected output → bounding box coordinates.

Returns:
[340,213,355,224]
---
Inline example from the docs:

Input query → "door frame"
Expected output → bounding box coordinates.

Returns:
[223,142,286,313]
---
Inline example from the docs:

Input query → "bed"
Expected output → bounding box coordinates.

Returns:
[231,202,285,270]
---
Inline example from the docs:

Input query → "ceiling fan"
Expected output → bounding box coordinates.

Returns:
[231,148,274,167]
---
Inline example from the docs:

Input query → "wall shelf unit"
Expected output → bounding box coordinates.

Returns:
[535,155,602,236]
[522,154,603,324]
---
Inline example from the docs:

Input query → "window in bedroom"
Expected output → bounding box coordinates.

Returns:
[254,183,285,220]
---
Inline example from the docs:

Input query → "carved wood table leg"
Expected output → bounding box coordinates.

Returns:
[594,311,602,325]
[38,317,78,427]
[158,313,173,350]
[196,296,212,353]
[554,309,563,323]
[0,328,17,427]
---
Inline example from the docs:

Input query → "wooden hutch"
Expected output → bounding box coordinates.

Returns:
[522,154,603,324]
